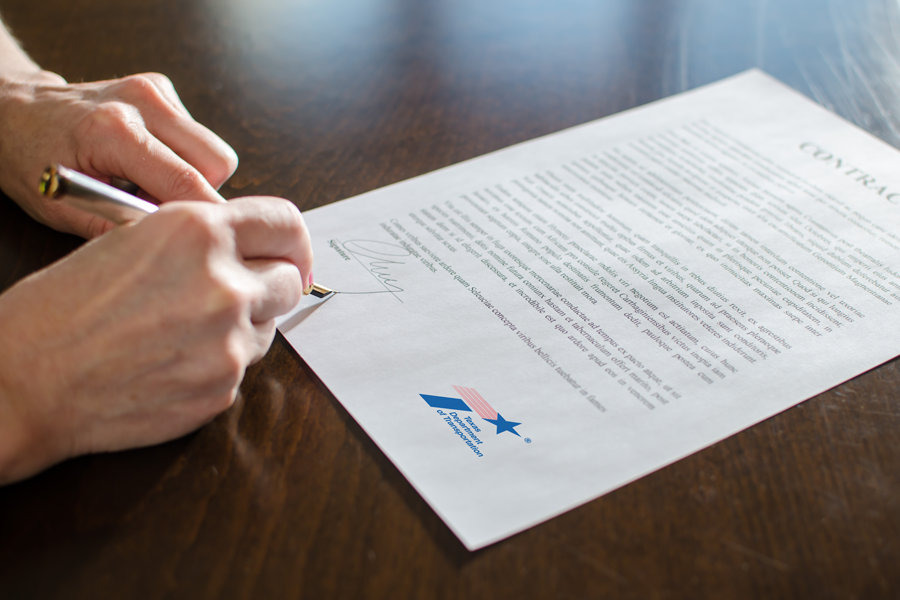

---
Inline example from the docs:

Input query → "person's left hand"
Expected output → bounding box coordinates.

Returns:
[0,70,238,238]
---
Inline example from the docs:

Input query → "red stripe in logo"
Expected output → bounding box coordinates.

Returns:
[452,385,498,420]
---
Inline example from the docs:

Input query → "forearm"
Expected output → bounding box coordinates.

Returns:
[0,20,62,484]
[0,305,59,485]
[0,384,45,485]
[0,17,45,78]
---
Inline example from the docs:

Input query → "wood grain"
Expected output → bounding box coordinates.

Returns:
[1,0,899,598]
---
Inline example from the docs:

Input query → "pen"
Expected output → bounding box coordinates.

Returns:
[38,164,334,298]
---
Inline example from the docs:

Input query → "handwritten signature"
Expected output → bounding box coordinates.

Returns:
[342,239,411,301]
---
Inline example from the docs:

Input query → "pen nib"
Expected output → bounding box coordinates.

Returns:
[306,283,335,299]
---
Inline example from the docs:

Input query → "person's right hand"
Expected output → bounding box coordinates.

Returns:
[0,70,238,238]
[0,196,313,484]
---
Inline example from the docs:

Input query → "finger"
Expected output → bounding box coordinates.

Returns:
[109,75,238,189]
[243,258,304,323]
[224,197,314,284]
[78,106,226,205]
[19,190,115,240]
[115,136,225,204]
[226,315,275,368]
[146,115,238,190]
[83,214,116,239]
[249,320,277,364]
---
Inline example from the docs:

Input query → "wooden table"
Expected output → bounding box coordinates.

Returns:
[2,0,899,597]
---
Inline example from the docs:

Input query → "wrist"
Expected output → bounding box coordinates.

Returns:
[0,69,66,139]
[0,353,42,485]
[0,294,68,485]
[0,69,68,225]
[0,69,66,92]
[0,387,41,485]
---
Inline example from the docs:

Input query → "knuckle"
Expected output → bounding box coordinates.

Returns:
[165,201,213,229]
[249,328,275,365]
[141,72,174,89]
[283,200,304,227]
[200,263,255,328]
[141,72,181,103]
[158,204,225,253]
[78,101,142,141]
[120,74,151,91]
[279,200,308,240]
[257,320,277,343]
[218,338,247,387]
[118,74,165,104]
[199,336,248,403]
[166,167,205,200]
[210,281,249,321]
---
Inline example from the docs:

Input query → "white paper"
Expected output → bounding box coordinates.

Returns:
[278,70,900,550]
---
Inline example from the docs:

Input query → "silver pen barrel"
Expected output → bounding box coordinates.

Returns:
[39,164,158,225]
[37,164,333,298]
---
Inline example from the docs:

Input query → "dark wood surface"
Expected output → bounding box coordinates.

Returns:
[2,0,899,598]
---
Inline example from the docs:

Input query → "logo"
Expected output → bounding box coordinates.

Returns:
[420,385,525,458]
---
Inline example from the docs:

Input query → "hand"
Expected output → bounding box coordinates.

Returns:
[0,70,238,238]
[0,196,313,484]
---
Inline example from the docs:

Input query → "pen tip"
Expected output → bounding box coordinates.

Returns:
[310,284,335,298]
[304,283,334,298]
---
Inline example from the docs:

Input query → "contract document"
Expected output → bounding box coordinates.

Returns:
[278,70,900,550]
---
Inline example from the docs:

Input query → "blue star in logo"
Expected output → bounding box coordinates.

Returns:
[484,413,522,437]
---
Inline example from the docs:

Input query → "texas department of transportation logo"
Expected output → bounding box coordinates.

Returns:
[420,385,528,458]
